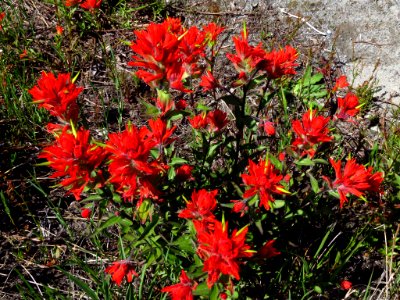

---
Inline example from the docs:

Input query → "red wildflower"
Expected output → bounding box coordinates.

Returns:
[19,49,28,59]
[65,0,82,6]
[81,208,91,219]
[80,0,101,10]
[291,110,333,157]
[129,20,181,89]
[241,159,289,211]
[179,26,206,77]
[333,75,349,91]
[203,22,224,45]
[56,25,64,35]
[340,280,352,290]
[189,113,207,129]
[261,120,275,136]
[147,118,176,146]
[175,164,194,181]
[161,270,197,300]
[29,71,83,122]
[207,109,228,131]
[260,46,298,79]
[39,127,107,200]
[336,92,360,121]
[226,29,266,75]
[105,261,138,286]
[106,124,159,202]
[178,189,217,221]
[0,12,5,30]
[176,99,187,110]
[195,220,254,287]
[258,240,281,259]
[230,199,248,217]
[199,70,219,92]
[325,158,384,208]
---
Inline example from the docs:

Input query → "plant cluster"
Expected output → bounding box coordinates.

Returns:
[2,0,399,298]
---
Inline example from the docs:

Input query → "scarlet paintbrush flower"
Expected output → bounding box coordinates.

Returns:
[39,126,107,200]
[81,208,91,219]
[333,75,349,91]
[161,270,197,300]
[203,22,224,45]
[56,25,64,35]
[80,0,101,10]
[336,92,360,121]
[147,118,176,146]
[175,164,194,181]
[29,71,83,122]
[230,199,248,217]
[324,158,384,208]
[226,29,266,75]
[106,124,159,202]
[179,26,206,77]
[291,110,333,157]
[207,109,228,131]
[258,240,281,259]
[0,12,5,31]
[105,261,138,286]
[178,189,218,221]
[195,220,254,288]
[188,113,207,129]
[129,19,184,91]
[260,46,298,79]
[261,120,275,136]
[241,159,289,211]
[65,0,82,7]
[199,70,219,92]
[340,280,352,290]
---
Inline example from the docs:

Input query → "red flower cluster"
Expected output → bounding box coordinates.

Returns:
[291,110,333,157]
[65,0,102,10]
[325,158,384,208]
[195,220,254,288]
[241,159,289,210]
[257,240,281,259]
[29,71,83,123]
[332,75,349,92]
[189,109,228,132]
[226,29,298,82]
[0,12,5,31]
[105,124,161,204]
[39,127,106,200]
[105,260,138,286]
[129,18,223,92]
[336,93,360,122]
[261,45,298,79]
[161,270,197,300]
[178,189,217,221]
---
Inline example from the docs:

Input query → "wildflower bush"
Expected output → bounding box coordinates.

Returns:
[2,1,400,299]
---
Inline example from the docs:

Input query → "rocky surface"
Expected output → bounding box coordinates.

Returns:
[174,0,400,103]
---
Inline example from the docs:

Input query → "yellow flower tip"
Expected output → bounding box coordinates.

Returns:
[71,72,80,84]
[356,102,366,109]
[177,30,189,41]
[235,225,249,237]
[244,249,257,253]
[276,187,291,194]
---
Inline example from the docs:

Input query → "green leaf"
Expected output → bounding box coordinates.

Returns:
[169,157,188,166]
[58,268,99,300]
[270,200,285,209]
[308,173,320,194]
[137,215,160,241]
[93,216,122,236]
[296,158,315,166]
[194,282,210,296]
[0,191,14,225]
